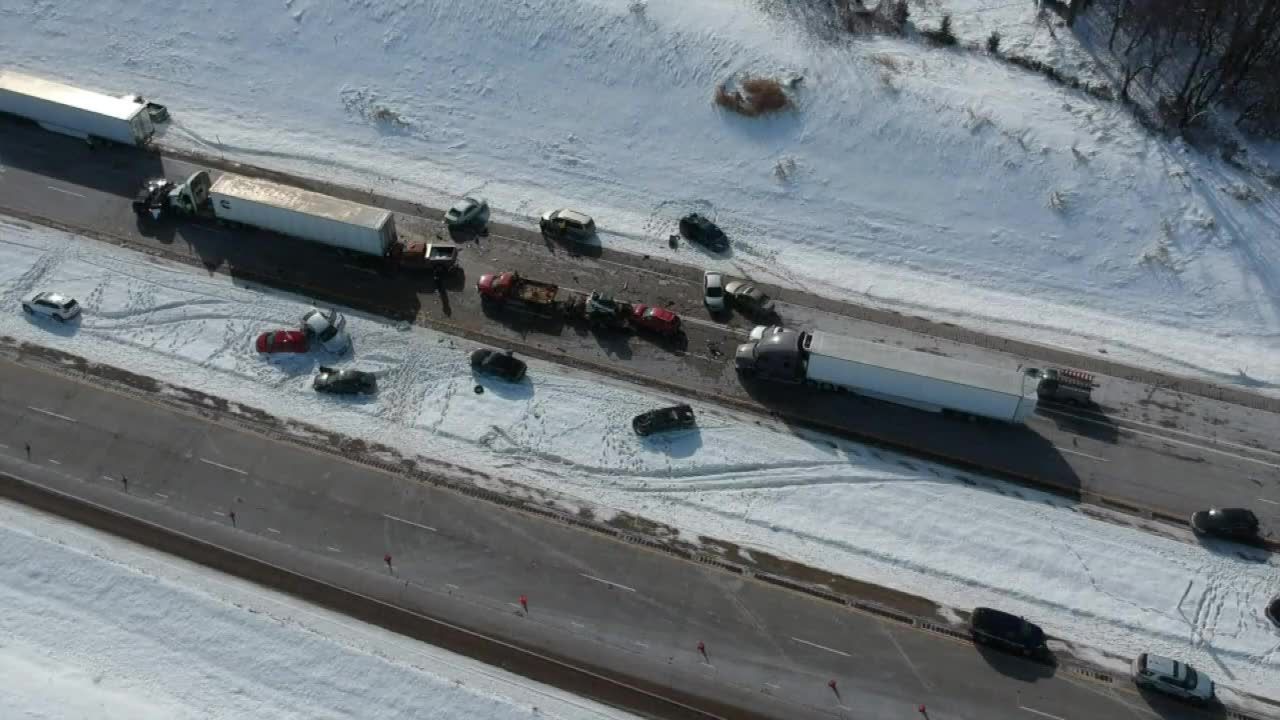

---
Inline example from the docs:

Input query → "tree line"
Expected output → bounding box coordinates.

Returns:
[1068,0,1280,134]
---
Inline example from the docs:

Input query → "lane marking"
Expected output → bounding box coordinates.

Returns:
[0,443,8,448]
[326,546,342,553]
[384,513,438,532]
[100,475,115,482]
[1039,407,1280,470]
[790,636,850,657]
[1065,406,1280,462]
[266,527,280,534]
[1053,446,1109,463]
[199,458,247,475]
[634,640,650,648]
[211,510,225,517]
[153,492,168,499]
[882,626,932,692]
[47,185,84,198]
[579,573,636,593]
[1258,498,1279,505]
[27,406,77,423]
[446,583,460,591]
[1020,706,1067,720]
[47,459,60,465]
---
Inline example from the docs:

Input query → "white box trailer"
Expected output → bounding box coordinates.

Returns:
[0,70,154,146]
[803,330,1039,423]
[208,174,397,256]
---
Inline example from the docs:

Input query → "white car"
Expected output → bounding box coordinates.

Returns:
[703,271,726,313]
[1132,653,1214,705]
[301,308,350,354]
[21,291,81,323]
[444,196,490,228]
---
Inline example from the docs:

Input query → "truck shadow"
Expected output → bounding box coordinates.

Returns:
[740,381,1083,502]
[0,117,167,198]
[1035,403,1121,444]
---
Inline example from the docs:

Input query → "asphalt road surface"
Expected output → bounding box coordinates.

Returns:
[1,119,1278,544]
[0,355,1230,720]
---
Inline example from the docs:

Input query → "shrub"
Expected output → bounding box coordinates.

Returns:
[715,77,792,117]
[922,14,957,46]
[891,0,909,28]
[987,31,1001,54]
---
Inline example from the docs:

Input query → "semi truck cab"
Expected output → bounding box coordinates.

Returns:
[735,325,806,380]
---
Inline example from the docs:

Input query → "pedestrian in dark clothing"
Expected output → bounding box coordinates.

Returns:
[25,442,31,459]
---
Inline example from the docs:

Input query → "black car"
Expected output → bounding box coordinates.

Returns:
[1266,596,1280,628]
[471,349,527,382]
[632,404,696,436]
[132,178,174,217]
[1190,508,1259,540]
[969,607,1048,658]
[313,366,378,395]
[678,213,728,252]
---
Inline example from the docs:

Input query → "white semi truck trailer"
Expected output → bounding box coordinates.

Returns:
[0,69,155,146]
[735,326,1048,423]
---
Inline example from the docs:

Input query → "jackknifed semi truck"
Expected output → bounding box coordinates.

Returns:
[133,171,457,272]
[735,326,1045,423]
[0,69,157,146]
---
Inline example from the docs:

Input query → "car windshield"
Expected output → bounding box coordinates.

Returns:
[1180,667,1198,689]
[706,286,723,297]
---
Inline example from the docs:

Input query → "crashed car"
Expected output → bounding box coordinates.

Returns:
[632,404,696,436]
[470,349,527,382]
[255,329,308,354]
[444,195,490,228]
[132,178,175,217]
[629,304,681,337]
[678,213,728,252]
[313,366,378,395]
[724,280,776,320]
[1190,508,1259,540]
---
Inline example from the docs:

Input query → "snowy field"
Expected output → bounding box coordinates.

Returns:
[2,218,1278,699]
[2,0,1279,390]
[0,498,639,720]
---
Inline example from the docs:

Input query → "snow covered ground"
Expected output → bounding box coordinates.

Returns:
[0,497,640,720]
[2,217,1278,699]
[3,0,1280,390]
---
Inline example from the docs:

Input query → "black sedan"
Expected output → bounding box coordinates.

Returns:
[313,366,378,395]
[471,349,527,382]
[1190,508,1259,540]
[969,607,1048,659]
[632,404,696,436]
[678,213,728,252]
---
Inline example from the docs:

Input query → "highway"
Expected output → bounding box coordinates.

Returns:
[0,353,1229,720]
[1,117,1278,540]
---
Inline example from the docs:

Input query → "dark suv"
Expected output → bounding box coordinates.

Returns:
[1190,508,1259,540]
[970,607,1048,659]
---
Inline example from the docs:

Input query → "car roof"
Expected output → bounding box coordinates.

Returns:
[558,209,592,224]
[1144,653,1181,676]
[704,271,723,283]
[1209,508,1256,521]
[39,292,71,304]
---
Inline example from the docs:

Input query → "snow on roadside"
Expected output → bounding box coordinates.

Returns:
[3,0,1279,391]
[1,218,1278,699]
[0,498,639,720]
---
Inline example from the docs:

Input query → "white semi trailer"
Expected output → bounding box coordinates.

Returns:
[735,326,1042,423]
[0,70,154,146]
[208,173,398,257]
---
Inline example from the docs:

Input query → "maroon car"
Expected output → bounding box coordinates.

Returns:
[256,329,309,354]
[630,304,682,337]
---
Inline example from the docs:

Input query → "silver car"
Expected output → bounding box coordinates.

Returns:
[724,280,776,318]
[703,271,726,313]
[444,196,490,228]
[1132,653,1214,704]
[21,291,81,323]
[301,308,351,354]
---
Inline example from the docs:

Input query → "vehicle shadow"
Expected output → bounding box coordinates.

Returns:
[260,354,321,378]
[480,301,570,336]
[640,429,703,459]
[973,644,1056,681]
[135,214,180,245]
[1193,535,1272,564]
[649,331,690,354]
[740,380,1083,501]
[23,314,81,337]
[1035,403,1121,444]
[586,326,634,361]
[543,231,604,259]
[1133,686,1228,719]
[0,117,167,197]
[472,375,535,401]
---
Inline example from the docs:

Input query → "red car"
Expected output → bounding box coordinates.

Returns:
[256,329,309,354]
[629,304,682,336]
